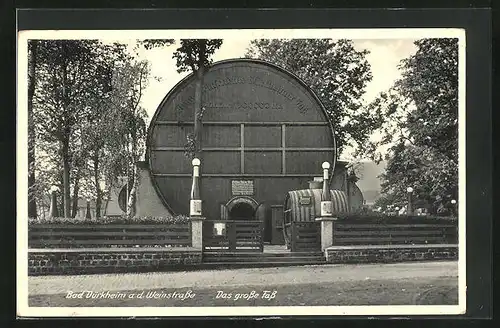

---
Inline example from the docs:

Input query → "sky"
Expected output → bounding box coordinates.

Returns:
[136,38,419,132]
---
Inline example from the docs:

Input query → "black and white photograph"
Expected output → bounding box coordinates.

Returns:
[17,28,466,316]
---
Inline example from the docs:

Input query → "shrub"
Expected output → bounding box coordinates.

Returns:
[28,215,190,226]
[334,211,458,225]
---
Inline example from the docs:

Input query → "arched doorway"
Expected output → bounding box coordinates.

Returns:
[229,202,256,220]
[226,196,259,221]
[202,196,264,252]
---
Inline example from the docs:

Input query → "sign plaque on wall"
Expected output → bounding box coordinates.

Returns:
[299,196,312,206]
[231,180,254,196]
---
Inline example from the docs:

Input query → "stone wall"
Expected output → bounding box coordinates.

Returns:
[29,248,202,276]
[325,244,458,264]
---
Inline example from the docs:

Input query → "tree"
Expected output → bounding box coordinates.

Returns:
[106,60,150,217]
[62,45,151,218]
[78,44,142,218]
[33,40,115,217]
[141,39,223,160]
[365,38,459,211]
[172,39,223,159]
[140,39,175,50]
[27,40,38,217]
[29,39,153,219]
[246,39,376,156]
[31,138,61,218]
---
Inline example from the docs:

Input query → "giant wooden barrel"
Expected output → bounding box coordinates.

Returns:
[282,189,349,244]
[147,59,337,220]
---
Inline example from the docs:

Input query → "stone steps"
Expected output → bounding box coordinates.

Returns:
[202,251,327,268]
[198,261,328,270]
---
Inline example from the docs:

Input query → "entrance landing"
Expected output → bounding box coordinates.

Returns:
[202,244,326,269]
[263,244,290,254]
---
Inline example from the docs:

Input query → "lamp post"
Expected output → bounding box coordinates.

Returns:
[406,186,414,215]
[85,198,92,219]
[49,186,59,218]
[190,158,202,217]
[316,161,335,252]
[320,161,333,217]
[188,158,205,250]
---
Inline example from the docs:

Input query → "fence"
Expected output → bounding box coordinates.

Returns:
[290,221,321,252]
[28,223,192,248]
[332,222,458,246]
[203,220,263,252]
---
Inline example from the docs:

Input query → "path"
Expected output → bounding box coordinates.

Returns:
[29,261,458,296]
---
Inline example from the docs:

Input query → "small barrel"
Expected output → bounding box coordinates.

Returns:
[282,189,349,246]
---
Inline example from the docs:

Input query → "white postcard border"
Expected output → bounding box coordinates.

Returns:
[16,28,466,317]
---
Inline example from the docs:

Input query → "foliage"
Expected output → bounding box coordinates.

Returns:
[141,39,223,160]
[172,39,223,73]
[246,39,376,155]
[33,40,114,144]
[140,39,175,50]
[373,192,403,209]
[28,41,39,217]
[31,40,117,217]
[363,38,459,211]
[101,59,151,217]
[28,215,190,226]
[74,43,141,217]
[30,40,151,218]
[183,133,197,161]
[174,39,223,159]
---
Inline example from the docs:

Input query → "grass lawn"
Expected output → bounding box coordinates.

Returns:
[29,276,457,307]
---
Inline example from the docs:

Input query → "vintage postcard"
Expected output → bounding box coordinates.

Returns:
[17,28,466,317]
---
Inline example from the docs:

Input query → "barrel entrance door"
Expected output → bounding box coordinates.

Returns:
[225,196,259,221]
[229,202,256,220]
[203,196,263,252]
